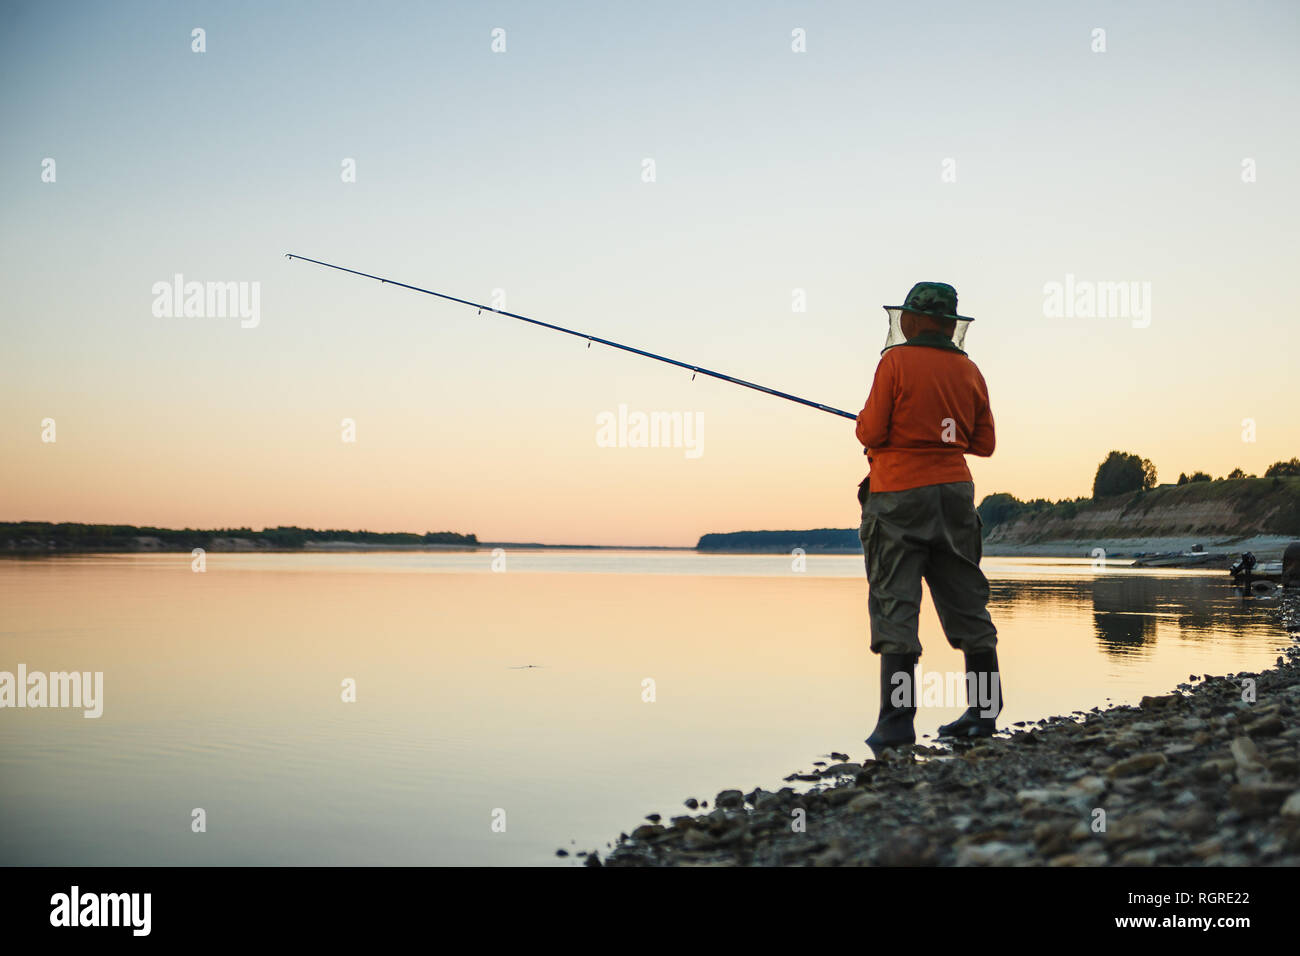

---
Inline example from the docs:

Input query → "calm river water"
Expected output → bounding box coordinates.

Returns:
[0,551,1289,865]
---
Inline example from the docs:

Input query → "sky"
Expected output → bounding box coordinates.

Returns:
[2,0,1298,545]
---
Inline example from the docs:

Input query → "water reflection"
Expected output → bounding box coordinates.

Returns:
[0,554,1290,866]
[988,571,1275,658]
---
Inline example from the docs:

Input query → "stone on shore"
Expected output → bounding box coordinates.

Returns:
[1105,752,1167,779]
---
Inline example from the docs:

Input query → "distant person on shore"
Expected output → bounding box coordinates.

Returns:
[856,282,1001,754]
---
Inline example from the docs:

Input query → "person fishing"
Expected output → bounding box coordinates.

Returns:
[285,259,1003,756]
[856,282,1002,754]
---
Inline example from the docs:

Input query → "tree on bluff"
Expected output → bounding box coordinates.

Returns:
[1093,451,1157,499]
[976,493,1024,528]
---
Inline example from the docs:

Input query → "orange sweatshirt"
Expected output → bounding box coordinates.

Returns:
[856,335,995,492]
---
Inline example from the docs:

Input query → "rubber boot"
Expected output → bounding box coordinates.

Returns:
[866,652,918,754]
[937,648,1002,739]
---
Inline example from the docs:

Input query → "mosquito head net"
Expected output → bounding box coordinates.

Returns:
[882,307,972,353]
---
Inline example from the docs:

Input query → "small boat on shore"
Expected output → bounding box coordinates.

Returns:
[1231,561,1283,582]
[1131,548,1225,568]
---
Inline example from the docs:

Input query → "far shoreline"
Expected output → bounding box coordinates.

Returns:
[3,537,1288,562]
[0,541,697,555]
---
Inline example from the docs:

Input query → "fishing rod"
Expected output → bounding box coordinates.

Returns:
[284,254,858,421]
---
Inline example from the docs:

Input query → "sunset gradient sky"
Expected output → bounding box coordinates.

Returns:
[2,0,1298,545]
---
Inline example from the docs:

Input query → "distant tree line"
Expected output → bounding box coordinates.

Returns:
[697,529,860,552]
[0,522,477,552]
[976,452,1299,530]
[976,492,1091,529]
[1091,452,1299,497]
[1263,458,1300,477]
[1170,457,1300,484]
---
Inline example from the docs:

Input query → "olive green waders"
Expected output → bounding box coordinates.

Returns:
[859,479,997,656]
[859,479,1002,747]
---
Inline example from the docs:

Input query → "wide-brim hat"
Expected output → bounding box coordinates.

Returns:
[885,281,974,322]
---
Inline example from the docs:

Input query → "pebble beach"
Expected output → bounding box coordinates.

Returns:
[585,591,1300,867]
